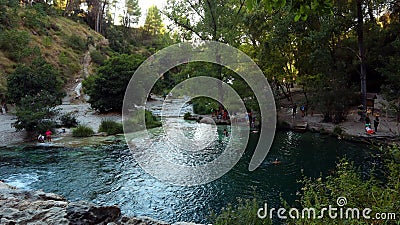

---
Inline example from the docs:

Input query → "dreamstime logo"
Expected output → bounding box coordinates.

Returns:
[257,197,397,221]
[122,41,276,186]
[336,196,347,207]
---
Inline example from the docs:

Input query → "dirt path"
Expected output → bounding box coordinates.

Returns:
[62,38,108,105]
[0,113,27,147]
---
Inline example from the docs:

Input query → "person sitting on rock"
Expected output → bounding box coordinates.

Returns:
[366,126,375,134]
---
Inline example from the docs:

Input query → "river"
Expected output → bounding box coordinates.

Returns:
[0,127,373,223]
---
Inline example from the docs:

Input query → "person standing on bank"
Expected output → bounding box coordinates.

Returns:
[374,115,380,132]
[292,104,297,119]
[365,115,371,128]
[45,129,52,142]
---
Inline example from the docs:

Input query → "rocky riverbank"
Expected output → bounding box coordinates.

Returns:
[0,181,200,225]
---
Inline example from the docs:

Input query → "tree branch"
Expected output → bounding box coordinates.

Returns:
[205,0,218,40]
[188,0,205,21]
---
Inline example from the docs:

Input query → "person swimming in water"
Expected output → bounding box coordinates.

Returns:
[223,129,229,137]
[272,158,281,165]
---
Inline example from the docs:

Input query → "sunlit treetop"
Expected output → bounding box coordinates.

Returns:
[247,0,333,21]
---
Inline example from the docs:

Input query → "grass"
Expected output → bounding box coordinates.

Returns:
[98,119,123,135]
[211,198,272,225]
[72,125,94,137]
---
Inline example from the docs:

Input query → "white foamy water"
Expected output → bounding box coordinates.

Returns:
[4,172,40,190]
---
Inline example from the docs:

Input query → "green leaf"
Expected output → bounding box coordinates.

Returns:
[294,13,301,22]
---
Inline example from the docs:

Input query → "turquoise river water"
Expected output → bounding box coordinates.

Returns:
[0,126,374,224]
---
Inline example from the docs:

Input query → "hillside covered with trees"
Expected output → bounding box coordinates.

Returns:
[0,0,174,132]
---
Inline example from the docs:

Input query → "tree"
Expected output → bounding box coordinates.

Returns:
[83,54,145,112]
[143,5,164,36]
[13,91,59,132]
[7,58,64,132]
[379,37,400,121]
[356,0,367,120]
[7,58,64,104]
[122,0,140,27]
[246,0,374,121]
[86,0,107,33]
[164,0,247,103]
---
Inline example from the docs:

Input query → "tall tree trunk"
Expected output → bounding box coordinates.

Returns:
[357,0,367,121]
[215,45,223,104]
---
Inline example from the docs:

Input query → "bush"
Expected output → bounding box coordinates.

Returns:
[58,51,81,79]
[98,119,123,135]
[60,113,78,128]
[90,50,107,65]
[12,91,59,132]
[145,110,161,129]
[192,97,219,115]
[183,112,192,120]
[43,36,52,47]
[7,58,64,104]
[8,57,63,133]
[293,145,400,224]
[65,34,87,51]
[211,198,272,225]
[333,125,343,136]
[22,7,49,32]
[72,125,94,137]
[0,4,19,29]
[0,30,30,61]
[83,54,144,112]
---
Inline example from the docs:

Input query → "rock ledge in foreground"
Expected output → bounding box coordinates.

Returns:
[0,181,201,225]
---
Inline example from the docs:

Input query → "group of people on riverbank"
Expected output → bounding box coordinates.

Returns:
[365,115,380,134]
[212,106,230,120]
[37,130,52,143]
[292,103,309,118]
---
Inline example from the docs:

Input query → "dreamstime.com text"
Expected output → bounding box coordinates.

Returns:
[257,197,397,221]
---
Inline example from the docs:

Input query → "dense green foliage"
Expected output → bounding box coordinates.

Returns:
[65,34,87,51]
[98,119,123,135]
[0,1,101,134]
[378,37,400,118]
[7,58,64,132]
[72,125,94,137]
[7,58,64,104]
[12,91,59,132]
[122,0,141,28]
[0,0,397,126]
[211,199,272,225]
[192,97,220,115]
[145,109,162,129]
[143,5,164,36]
[125,109,161,132]
[292,145,400,224]
[90,50,107,66]
[83,54,144,112]
[0,30,31,61]
[183,112,192,120]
